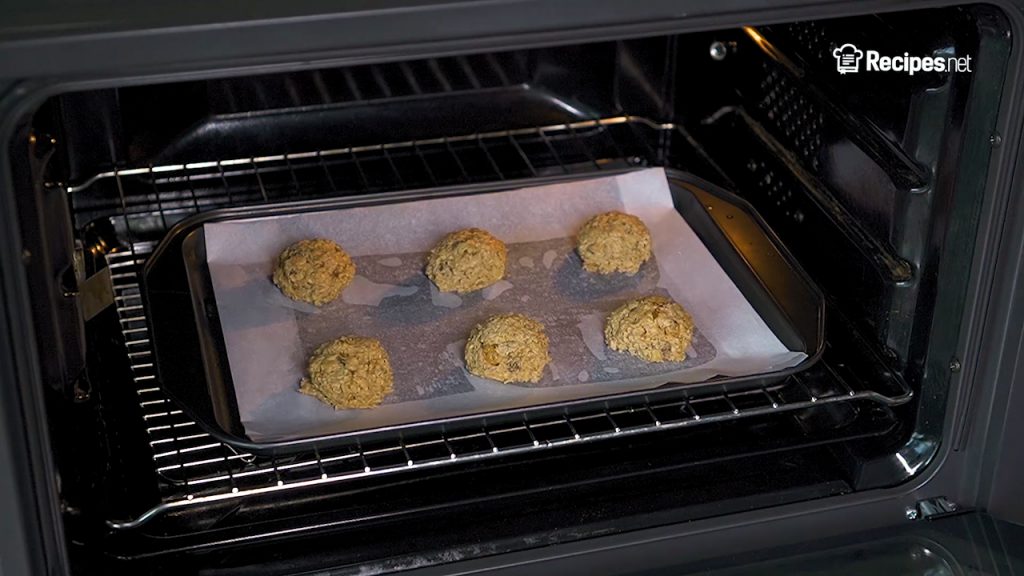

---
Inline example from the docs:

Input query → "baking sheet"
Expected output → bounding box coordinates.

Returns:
[203,168,808,442]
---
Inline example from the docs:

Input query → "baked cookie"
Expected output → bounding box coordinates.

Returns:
[576,211,652,275]
[300,336,394,409]
[465,313,550,383]
[425,228,507,293]
[604,296,694,362]
[273,238,356,305]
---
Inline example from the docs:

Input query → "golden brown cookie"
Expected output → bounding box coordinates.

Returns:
[576,211,652,275]
[272,239,356,305]
[604,296,694,362]
[465,313,550,383]
[300,336,394,409]
[425,228,507,293]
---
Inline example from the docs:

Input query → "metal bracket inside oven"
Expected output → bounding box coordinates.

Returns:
[906,496,969,521]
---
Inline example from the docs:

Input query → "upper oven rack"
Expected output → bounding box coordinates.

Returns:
[67,116,667,195]
[82,115,913,531]
[67,116,685,235]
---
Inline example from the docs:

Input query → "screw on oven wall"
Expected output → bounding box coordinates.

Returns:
[949,358,962,373]
[990,133,1002,147]
[710,41,729,61]
[905,507,919,520]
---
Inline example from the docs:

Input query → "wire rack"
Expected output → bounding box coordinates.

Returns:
[106,244,911,530]
[66,116,709,237]
[85,115,912,531]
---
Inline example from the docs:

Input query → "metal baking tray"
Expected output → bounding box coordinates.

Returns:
[143,169,824,455]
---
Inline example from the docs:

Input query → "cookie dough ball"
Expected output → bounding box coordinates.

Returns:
[605,296,694,362]
[465,314,550,383]
[576,211,652,275]
[426,228,507,293]
[300,336,394,409]
[273,239,355,305]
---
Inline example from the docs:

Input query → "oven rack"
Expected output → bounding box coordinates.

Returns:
[68,115,662,193]
[66,115,725,238]
[105,243,912,530]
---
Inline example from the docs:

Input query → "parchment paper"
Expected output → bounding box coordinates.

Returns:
[203,169,807,442]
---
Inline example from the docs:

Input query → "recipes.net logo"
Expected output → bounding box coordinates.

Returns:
[832,43,972,75]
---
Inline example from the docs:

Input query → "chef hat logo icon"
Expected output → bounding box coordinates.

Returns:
[832,43,864,74]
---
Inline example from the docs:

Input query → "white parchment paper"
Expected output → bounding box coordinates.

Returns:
[202,169,807,442]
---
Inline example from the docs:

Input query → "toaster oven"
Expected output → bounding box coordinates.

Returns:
[1,1,1023,574]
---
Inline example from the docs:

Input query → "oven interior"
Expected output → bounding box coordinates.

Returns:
[7,5,1012,574]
